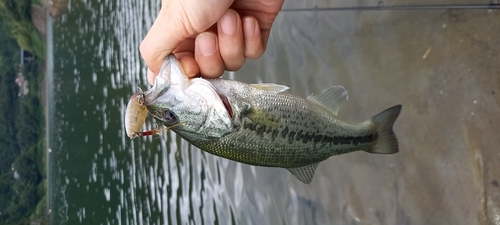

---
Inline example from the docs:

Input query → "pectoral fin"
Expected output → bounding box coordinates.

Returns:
[286,163,319,184]
[307,85,348,116]
[242,103,280,128]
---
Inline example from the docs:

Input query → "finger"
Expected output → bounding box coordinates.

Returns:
[171,39,199,77]
[195,32,225,78]
[217,10,245,71]
[172,38,195,53]
[242,16,265,59]
[174,52,199,78]
[147,68,156,86]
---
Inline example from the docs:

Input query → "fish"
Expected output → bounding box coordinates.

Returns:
[132,54,402,184]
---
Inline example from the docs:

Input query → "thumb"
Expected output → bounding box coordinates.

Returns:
[140,0,233,75]
[140,1,192,74]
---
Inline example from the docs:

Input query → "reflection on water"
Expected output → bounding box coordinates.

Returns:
[47,0,500,224]
[48,0,261,223]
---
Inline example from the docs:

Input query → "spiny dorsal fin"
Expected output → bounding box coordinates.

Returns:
[307,85,348,116]
[286,163,319,184]
[251,83,290,92]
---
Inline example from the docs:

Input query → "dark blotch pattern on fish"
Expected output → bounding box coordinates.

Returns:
[288,131,296,144]
[281,127,289,138]
[331,134,375,146]
[287,131,375,147]
[242,119,376,148]
[271,130,279,141]
[243,122,257,131]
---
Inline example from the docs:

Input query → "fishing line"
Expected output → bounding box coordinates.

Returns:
[280,0,500,11]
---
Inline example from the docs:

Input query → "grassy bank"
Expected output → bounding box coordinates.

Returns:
[0,0,48,224]
[0,0,46,59]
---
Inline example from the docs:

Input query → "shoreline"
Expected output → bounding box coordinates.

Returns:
[31,0,69,39]
[33,0,57,111]
[44,9,53,224]
[31,0,65,224]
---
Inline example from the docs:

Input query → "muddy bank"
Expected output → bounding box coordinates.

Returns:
[31,0,67,107]
[31,0,68,38]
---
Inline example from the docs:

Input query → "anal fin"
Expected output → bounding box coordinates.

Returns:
[286,163,319,184]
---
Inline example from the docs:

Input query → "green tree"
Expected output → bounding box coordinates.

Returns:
[0,1,47,224]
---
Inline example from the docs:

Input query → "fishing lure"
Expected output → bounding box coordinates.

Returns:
[124,89,182,139]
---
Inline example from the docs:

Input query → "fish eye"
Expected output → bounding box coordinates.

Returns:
[162,109,178,125]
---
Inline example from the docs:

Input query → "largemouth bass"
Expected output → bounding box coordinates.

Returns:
[128,55,402,184]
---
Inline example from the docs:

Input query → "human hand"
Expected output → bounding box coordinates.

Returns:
[140,0,284,85]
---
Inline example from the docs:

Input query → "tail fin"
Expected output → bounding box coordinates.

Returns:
[365,105,402,154]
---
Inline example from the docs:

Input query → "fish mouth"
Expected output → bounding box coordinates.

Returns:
[144,76,170,104]
[217,92,233,118]
[143,55,201,128]
[143,54,185,104]
[156,54,177,82]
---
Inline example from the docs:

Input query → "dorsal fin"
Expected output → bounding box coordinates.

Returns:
[251,83,289,92]
[307,85,348,116]
[286,163,319,184]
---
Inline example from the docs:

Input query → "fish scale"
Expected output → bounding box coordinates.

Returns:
[139,55,402,184]
[196,80,379,168]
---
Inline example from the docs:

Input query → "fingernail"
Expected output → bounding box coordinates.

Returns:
[197,33,217,56]
[220,11,237,35]
[243,17,255,38]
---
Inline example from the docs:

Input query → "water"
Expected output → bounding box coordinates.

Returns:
[47,0,500,224]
